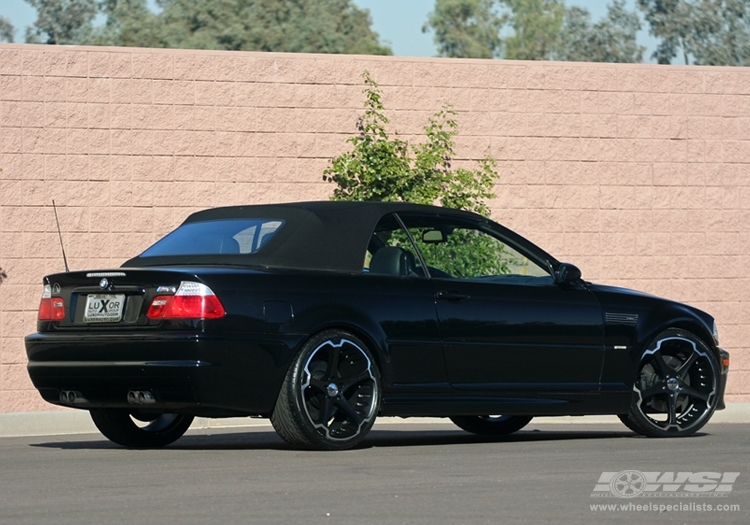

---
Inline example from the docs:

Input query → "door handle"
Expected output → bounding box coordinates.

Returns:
[436,290,469,301]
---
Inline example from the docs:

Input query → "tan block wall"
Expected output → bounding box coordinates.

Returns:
[1,43,748,412]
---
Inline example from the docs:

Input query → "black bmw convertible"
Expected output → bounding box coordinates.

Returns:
[25,201,729,450]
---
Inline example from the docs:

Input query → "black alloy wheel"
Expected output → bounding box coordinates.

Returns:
[450,415,533,435]
[619,328,719,437]
[271,330,381,450]
[90,409,194,448]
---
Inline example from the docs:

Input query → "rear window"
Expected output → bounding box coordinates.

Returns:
[140,219,284,257]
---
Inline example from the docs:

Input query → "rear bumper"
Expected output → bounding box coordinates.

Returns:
[717,348,730,410]
[25,331,303,417]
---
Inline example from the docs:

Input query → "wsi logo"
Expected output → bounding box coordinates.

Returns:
[592,471,740,498]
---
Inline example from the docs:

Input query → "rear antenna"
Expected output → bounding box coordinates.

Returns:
[52,200,69,272]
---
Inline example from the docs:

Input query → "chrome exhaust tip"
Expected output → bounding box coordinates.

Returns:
[59,390,86,404]
[140,391,155,404]
[127,390,156,404]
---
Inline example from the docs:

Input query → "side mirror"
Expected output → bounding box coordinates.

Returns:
[554,262,582,285]
[422,230,445,243]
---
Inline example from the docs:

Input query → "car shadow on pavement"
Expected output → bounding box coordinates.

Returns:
[30,425,708,451]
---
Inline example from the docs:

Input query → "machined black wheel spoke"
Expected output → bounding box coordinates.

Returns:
[640,384,667,401]
[680,385,710,402]
[666,395,679,427]
[334,398,363,425]
[317,395,335,426]
[651,350,673,378]
[308,378,329,393]
[326,346,341,379]
[341,370,371,392]
[676,352,698,381]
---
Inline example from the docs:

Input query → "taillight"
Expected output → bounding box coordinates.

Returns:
[38,284,65,321]
[146,281,225,320]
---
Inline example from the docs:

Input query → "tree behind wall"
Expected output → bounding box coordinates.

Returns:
[556,0,644,63]
[92,0,162,47]
[638,0,750,65]
[692,0,750,65]
[422,0,504,59]
[24,0,97,45]
[425,0,643,62]
[501,0,566,60]
[59,0,390,53]
[0,16,16,42]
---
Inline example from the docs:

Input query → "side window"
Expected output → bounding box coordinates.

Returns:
[365,214,425,278]
[399,215,552,283]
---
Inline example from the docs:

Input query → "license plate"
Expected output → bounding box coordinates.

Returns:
[84,294,125,323]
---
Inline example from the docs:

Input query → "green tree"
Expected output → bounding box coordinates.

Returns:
[500,0,566,60]
[691,0,750,65]
[638,0,701,64]
[639,0,750,65]
[153,0,391,54]
[24,0,97,44]
[323,71,509,277]
[0,16,16,42]
[92,0,161,47]
[423,0,504,58]
[324,71,497,216]
[325,72,507,278]
[556,0,644,63]
[425,0,642,63]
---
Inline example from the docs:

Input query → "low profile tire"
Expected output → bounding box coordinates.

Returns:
[450,415,532,435]
[619,328,720,437]
[90,409,194,448]
[271,330,381,450]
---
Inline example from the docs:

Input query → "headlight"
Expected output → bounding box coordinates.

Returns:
[711,321,719,346]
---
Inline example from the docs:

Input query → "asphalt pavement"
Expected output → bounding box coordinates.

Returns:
[0,420,747,525]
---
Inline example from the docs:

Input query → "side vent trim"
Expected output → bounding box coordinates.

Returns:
[606,312,639,326]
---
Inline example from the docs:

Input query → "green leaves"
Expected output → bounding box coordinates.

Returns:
[501,0,566,60]
[423,0,504,59]
[556,1,644,63]
[638,0,750,66]
[93,0,160,47]
[24,0,97,45]
[0,16,15,43]
[324,71,498,215]
[425,0,644,63]
[22,0,392,54]
[142,0,391,54]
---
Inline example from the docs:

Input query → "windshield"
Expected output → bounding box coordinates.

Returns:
[140,219,284,257]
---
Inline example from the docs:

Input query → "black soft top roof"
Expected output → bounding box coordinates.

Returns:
[122,201,486,272]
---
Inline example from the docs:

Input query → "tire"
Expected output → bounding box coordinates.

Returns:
[271,330,381,450]
[450,415,533,435]
[619,328,719,437]
[90,409,194,448]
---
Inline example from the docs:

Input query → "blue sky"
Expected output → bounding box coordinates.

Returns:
[1,0,655,60]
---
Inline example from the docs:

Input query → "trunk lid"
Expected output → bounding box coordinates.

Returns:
[38,268,205,331]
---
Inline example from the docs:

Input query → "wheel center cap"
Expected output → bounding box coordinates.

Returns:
[326,383,339,397]
[666,377,680,392]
